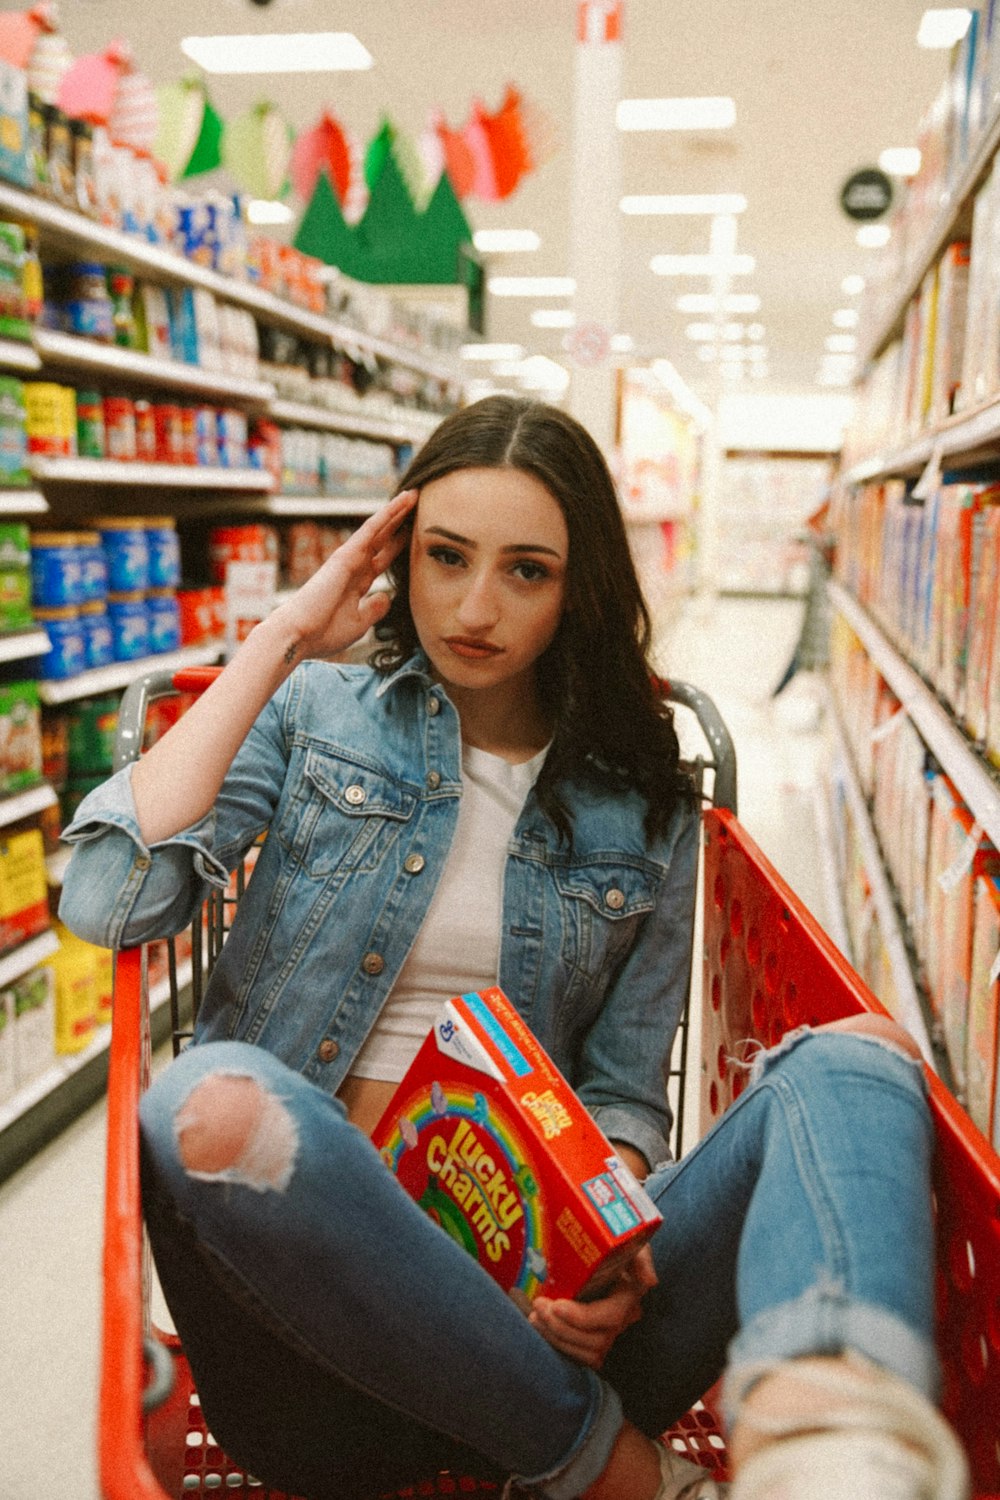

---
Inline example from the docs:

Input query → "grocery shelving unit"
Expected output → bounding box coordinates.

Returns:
[0,167,463,1177]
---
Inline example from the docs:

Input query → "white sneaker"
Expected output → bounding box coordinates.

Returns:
[730,1359,970,1500]
[655,1441,729,1499]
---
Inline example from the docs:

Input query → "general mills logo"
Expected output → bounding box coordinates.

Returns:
[439,1019,457,1042]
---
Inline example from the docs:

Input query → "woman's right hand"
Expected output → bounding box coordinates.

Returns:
[274,489,418,665]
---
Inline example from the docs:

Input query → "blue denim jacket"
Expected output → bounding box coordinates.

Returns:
[59,654,699,1166]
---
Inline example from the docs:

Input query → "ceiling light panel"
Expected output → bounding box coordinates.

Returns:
[247,200,293,225]
[531,309,575,328]
[856,225,891,248]
[181,32,373,74]
[473,230,541,253]
[916,9,972,49]
[651,254,755,276]
[460,343,526,361]
[488,277,576,297]
[620,194,747,215]
[676,294,761,313]
[617,97,736,130]
[879,147,922,176]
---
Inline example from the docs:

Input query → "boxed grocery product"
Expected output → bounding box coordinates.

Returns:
[10,962,54,1086]
[930,241,972,421]
[47,921,111,1052]
[965,500,1000,743]
[966,872,1000,1141]
[0,376,28,487]
[371,986,663,1306]
[0,984,15,1103]
[0,680,42,795]
[0,826,50,956]
[0,520,32,627]
[0,60,31,190]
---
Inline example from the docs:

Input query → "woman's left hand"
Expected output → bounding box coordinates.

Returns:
[528,1244,657,1368]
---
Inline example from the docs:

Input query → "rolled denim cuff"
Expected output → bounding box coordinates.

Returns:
[588,1103,669,1174]
[518,1374,623,1500]
[722,1284,941,1431]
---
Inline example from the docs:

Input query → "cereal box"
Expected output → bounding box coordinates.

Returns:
[371,986,663,1306]
[966,872,1000,1141]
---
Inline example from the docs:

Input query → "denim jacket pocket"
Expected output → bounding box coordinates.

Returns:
[275,748,418,878]
[552,860,659,990]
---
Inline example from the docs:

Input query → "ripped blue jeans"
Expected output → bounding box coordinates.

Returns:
[138,1028,937,1500]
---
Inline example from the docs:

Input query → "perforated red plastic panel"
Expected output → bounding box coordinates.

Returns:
[701,808,1000,1496]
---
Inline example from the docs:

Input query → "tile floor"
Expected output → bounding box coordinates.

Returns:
[0,594,837,1500]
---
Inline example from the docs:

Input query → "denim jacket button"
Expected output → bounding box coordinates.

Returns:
[135,853,151,870]
[318,1038,339,1063]
[427,695,441,716]
[404,853,426,874]
[426,770,441,790]
[345,784,366,806]
[362,951,385,976]
[605,887,625,911]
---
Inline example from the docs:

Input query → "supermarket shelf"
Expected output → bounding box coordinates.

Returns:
[0,782,57,829]
[29,456,274,490]
[827,700,936,1066]
[0,956,190,1159]
[36,642,223,706]
[0,628,50,662]
[268,397,438,445]
[0,487,47,514]
[857,99,1000,370]
[33,329,276,406]
[0,182,460,385]
[0,335,40,372]
[813,758,854,962]
[0,929,60,1010]
[843,390,1000,485]
[829,579,1000,849]
[172,491,384,520]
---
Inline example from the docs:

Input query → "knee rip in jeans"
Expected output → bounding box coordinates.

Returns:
[174,1072,299,1192]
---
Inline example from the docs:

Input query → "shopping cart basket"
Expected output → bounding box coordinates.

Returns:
[97,667,1000,1498]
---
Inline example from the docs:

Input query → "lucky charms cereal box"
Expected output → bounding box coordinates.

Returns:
[371,986,663,1307]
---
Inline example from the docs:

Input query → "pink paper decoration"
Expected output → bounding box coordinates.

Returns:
[0,3,56,70]
[431,86,546,202]
[109,64,158,151]
[290,112,352,204]
[57,36,131,124]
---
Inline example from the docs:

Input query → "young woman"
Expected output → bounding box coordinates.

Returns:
[60,397,968,1500]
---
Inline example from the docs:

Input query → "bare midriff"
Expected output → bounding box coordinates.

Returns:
[337,1074,399,1138]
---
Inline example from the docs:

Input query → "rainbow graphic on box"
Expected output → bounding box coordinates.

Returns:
[371,987,663,1305]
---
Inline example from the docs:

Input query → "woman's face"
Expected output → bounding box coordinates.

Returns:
[408,466,569,702]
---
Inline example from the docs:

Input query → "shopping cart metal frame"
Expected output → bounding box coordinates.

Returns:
[97,667,1000,1498]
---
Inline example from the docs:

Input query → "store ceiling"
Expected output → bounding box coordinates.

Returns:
[54,0,951,398]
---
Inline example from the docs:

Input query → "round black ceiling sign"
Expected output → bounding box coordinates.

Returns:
[840,168,894,222]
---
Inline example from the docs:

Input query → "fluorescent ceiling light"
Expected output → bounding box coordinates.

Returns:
[750,365,770,379]
[826,334,858,353]
[620,193,746,215]
[746,323,766,340]
[917,9,972,48]
[473,229,541,253]
[696,346,716,362]
[531,309,575,328]
[832,308,859,329]
[649,359,714,427]
[677,293,761,313]
[842,274,866,295]
[460,343,525,361]
[247,199,294,225]
[651,254,755,276]
[610,334,635,352]
[617,97,735,131]
[879,147,922,177]
[488,277,576,297]
[686,322,744,341]
[517,355,570,392]
[181,32,373,74]
[856,224,891,248]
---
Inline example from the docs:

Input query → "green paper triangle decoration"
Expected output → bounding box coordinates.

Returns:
[182,98,223,179]
[296,122,473,285]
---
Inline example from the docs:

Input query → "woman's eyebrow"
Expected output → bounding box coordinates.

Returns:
[423,525,564,558]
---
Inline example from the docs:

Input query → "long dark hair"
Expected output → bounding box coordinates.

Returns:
[372,395,693,841]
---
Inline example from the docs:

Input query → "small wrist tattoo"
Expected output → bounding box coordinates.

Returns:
[284,642,299,665]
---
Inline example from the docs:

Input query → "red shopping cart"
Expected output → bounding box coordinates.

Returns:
[97,667,1000,1499]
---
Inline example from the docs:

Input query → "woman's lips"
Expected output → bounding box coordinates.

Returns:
[444,637,503,660]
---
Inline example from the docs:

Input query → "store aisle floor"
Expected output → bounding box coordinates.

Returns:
[0,592,835,1500]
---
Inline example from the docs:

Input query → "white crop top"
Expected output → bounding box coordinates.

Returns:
[349,740,548,1083]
